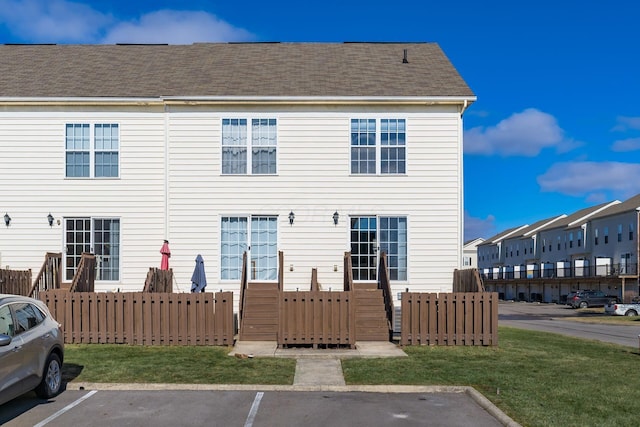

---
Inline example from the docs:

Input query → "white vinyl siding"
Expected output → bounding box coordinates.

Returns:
[0,111,165,291]
[1,105,463,300]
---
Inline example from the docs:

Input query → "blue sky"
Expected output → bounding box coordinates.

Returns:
[1,0,639,241]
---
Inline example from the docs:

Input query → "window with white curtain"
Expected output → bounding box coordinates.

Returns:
[222,118,277,175]
[221,216,278,280]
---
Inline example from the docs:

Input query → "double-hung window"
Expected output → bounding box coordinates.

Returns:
[221,216,278,281]
[350,216,407,281]
[351,118,406,175]
[222,118,277,174]
[64,217,120,281]
[65,123,119,178]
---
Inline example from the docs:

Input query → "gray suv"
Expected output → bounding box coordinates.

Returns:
[0,294,64,405]
[566,290,618,309]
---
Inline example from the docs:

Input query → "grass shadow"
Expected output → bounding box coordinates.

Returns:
[62,363,84,382]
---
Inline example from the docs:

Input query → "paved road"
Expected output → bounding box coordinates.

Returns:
[499,301,640,348]
[1,388,506,427]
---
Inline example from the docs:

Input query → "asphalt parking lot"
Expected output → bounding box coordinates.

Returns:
[1,388,508,427]
[498,301,640,348]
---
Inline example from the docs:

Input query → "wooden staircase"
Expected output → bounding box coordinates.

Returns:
[239,283,279,341]
[353,282,391,341]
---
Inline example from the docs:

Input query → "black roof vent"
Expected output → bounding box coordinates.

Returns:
[403,49,409,64]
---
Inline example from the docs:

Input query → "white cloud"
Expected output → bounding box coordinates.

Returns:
[0,0,254,44]
[464,108,578,156]
[0,0,112,42]
[611,137,640,152]
[537,161,640,198]
[612,116,640,132]
[464,211,496,241]
[101,10,254,44]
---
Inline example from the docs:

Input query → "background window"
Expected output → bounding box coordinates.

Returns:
[381,119,406,174]
[222,118,277,175]
[66,123,119,178]
[222,119,248,174]
[221,216,278,280]
[351,119,376,174]
[65,217,120,281]
[350,216,407,281]
[221,217,248,280]
[251,119,277,174]
[94,124,119,177]
[65,124,90,177]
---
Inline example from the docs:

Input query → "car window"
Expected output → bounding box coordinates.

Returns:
[12,303,45,335]
[0,305,15,336]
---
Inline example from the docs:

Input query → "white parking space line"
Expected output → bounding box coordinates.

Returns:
[244,391,264,427]
[34,390,98,427]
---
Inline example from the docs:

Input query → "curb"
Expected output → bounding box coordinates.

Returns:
[68,382,520,426]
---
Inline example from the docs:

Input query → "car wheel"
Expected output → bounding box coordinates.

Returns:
[625,310,638,317]
[579,301,588,309]
[35,353,62,399]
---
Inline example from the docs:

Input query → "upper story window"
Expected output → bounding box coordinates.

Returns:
[66,123,119,178]
[222,118,277,175]
[604,227,609,244]
[351,118,406,175]
[594,228,599,245]
[630,223,635,241]
[578,230,582,247]
[617,224,623,242]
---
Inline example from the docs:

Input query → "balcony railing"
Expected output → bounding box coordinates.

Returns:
[482,262,638,281]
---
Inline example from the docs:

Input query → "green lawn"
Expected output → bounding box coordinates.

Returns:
[63,327,639,427]
[63,345,296,385]
[343,327,639,427]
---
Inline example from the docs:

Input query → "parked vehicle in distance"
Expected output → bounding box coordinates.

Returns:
[605,297,640,316]
[566,290,618,309]
[0,294,64,406]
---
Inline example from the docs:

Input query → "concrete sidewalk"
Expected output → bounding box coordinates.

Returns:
[229,341,407,386]
[229,341,408,359]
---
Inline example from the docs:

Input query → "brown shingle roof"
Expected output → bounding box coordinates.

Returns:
[0,42,475,99]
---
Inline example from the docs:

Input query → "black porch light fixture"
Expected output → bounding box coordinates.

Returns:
[333,211,339,226]
[47,213,54,227]
[288,211,295,226]
[4,213,10,227]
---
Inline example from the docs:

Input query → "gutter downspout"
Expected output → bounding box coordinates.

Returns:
[164,105,170,240]
[458,101,466,270]
[460,99,469,116]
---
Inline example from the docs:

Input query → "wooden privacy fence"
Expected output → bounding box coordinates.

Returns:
[452,268,485,292]
[143,268,173,292]
[0,268,32,296]
[40,291,234,346]
[401,292,498,346]
[278,291,355,348]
